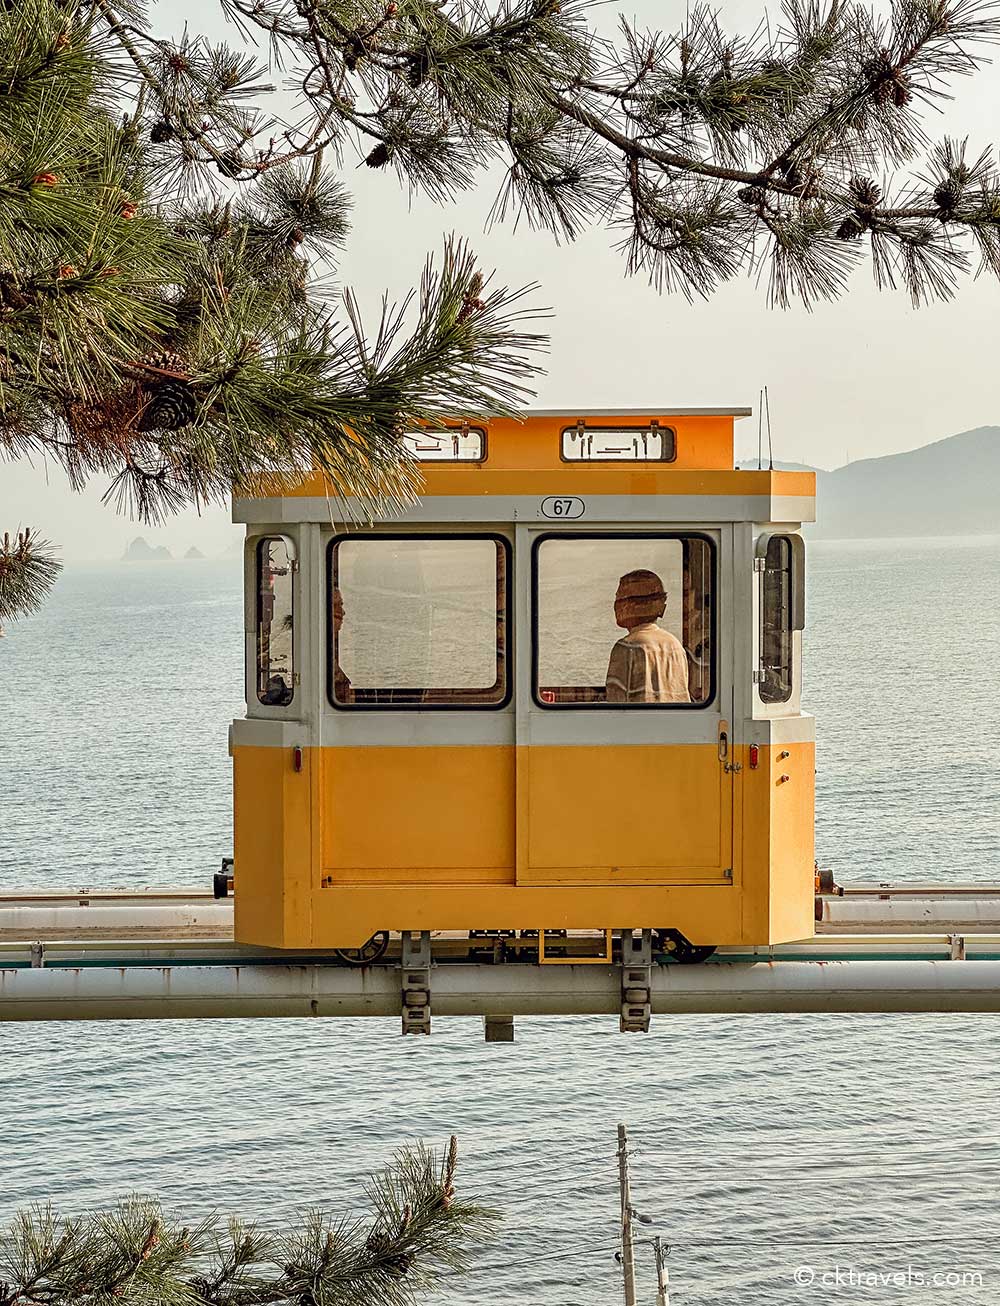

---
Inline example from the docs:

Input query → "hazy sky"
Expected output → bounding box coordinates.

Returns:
[5,0,1000,560]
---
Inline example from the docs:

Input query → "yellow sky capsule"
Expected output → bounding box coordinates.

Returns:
[231,409,816,953]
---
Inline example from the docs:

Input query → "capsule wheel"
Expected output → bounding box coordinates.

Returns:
[333,931,390,966]
[658,929,717,966]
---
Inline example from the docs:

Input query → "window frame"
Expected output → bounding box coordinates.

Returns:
[327,531,513,712]
[401,424,488,464]
[531,531,717,711]
[559,422,677,465]
[755,531,805,707]
[255,535,296,708]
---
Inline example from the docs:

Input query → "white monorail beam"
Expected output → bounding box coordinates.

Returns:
[4,959,1000,1023]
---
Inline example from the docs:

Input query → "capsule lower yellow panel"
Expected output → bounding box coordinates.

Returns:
[233,745,314,949]
[231,742,814,949]
[518,744,731,883]
[322,746,515,882]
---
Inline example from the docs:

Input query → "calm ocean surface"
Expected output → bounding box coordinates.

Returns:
[2,537,1000,1304]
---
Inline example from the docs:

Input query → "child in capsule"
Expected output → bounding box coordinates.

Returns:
[606,569,691,704]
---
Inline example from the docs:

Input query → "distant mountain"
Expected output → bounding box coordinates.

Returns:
[123,537,171,561]
[184,546,206,560]
[813,426,1000,539]
[743,427,1000,539]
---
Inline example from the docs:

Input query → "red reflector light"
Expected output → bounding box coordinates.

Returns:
[293,746,303,772]
[749,744,759,770]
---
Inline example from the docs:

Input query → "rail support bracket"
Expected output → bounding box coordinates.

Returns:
[620,929,653,1033]
[483,1014,515,1043]
[30,941,44,969]
[401,931,432,1036]
[949,933,966,961]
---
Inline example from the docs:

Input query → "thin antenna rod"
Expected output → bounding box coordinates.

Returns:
[765,385,774,470]
[757,390,763,470]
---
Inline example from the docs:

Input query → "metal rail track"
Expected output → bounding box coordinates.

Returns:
[3,885,1000,1033]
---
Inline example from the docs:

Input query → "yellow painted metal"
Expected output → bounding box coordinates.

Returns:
[233,745,313,950]
[231,741,813,951]
[262,412,816,505]
[517,744,732,883]
[538,929,615,964]
[322,746,514,881]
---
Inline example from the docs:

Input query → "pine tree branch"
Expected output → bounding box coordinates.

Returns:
[0,1140,494,1306]
[0,530,62,625]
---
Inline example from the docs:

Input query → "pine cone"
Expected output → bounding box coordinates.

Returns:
[849,176,881,209]
[150,120,175,144]
[407,53,430,86]
[138,379,198,432]
[365,143,392,169]
[0,273,29,311]
[216,152,243,179]
[836,214,865,240]
[934,178,962,219]
[891,77,911,108]
[456,272,485,325]
[344,34,367,71]
[137,350,187,377]
[736,185,765,207]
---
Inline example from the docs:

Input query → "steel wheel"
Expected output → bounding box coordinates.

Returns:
[333,931,390,966]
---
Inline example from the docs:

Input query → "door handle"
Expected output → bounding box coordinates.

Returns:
[719,723,742,773]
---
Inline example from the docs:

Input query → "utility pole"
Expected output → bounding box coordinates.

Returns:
[653,1236,670,1306]
[617,1123,637,1306]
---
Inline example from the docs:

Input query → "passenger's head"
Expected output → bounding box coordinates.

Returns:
[333,586,345,635]
[614,570,667,630]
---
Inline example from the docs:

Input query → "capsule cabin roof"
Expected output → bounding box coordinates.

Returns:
[233,407,816,515]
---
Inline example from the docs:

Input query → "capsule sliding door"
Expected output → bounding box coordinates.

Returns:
[321,531,516,886]
[516,528,734,885]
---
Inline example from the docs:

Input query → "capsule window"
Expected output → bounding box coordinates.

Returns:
[533,535,714,707]
[256,537,294,707]
[330,535,509,708]
[561,423,676,462]
[758,534,804,705]
[401,426,486,461]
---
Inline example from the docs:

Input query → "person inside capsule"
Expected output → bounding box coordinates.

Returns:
[606,569,691,704]
[332,585,353,704]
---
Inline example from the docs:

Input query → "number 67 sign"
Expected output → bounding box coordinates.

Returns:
[540,496,586,520]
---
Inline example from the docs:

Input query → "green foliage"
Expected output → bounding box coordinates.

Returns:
[0,1138,494,1305]
[0,530,62,625]
[0,0,545,618]
[196,0,1000,307]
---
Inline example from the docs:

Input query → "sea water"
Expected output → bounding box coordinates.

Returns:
[2,537,999,1304]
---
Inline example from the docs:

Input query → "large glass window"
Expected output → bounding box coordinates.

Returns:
[331,536,509,707]
[759,534,804,705]
[256,537,294,706]
[534,535,714,707]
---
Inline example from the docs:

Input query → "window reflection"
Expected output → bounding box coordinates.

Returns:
[256,537,294,706]
[331,536,508,707]
[760,535,793,704]
[535,536,713,707]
